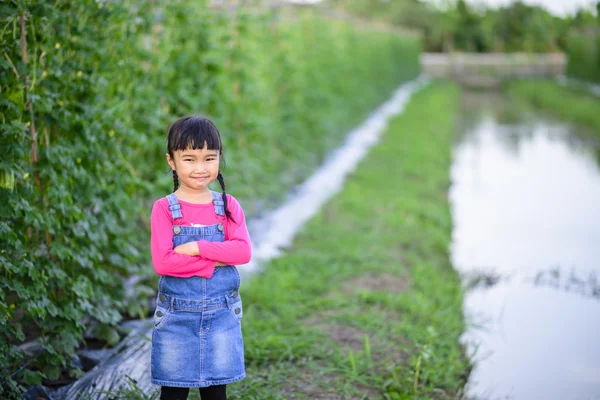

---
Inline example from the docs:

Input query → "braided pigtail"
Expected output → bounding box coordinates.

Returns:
[172,170,179,192]
[217,171,235,222]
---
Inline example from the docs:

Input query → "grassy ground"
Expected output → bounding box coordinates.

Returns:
[507,80,600,135]
[207,81,469,400]
[106,81,469,399]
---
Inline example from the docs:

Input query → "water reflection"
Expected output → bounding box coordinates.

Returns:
[534,266,600,300]
[450,91,600,400]
[464,265,600,301]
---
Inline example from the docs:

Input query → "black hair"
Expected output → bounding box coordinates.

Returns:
[167,116,234,222]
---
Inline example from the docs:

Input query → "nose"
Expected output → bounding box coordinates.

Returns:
[195,162,207,173]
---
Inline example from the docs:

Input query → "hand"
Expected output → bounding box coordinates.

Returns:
[173,242,200,256]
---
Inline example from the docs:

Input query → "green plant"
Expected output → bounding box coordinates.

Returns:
[508,80,600,134]
[0,1,420,397]
[567,30,600,83]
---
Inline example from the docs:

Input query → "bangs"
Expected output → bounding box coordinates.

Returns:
[167,116,222,154]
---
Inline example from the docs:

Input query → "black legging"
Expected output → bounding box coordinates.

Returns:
[160,385,226,400]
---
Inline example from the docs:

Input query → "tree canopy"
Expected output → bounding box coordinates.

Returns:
[327,0,600,53]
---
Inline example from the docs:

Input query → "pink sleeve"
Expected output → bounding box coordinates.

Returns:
[196,194,252,265]
[150,199,216,278]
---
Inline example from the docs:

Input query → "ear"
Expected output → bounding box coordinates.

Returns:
[166,153,176,171]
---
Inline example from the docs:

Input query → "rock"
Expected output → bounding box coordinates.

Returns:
[22,384,54,400]
[19,341,44,357]
[53,319,156,400]
[76,349,112,371]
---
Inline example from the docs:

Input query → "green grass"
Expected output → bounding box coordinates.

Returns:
[106,81,469,399]
[221,81,469,399]
[566,32,600,84]
[507,80,600,136]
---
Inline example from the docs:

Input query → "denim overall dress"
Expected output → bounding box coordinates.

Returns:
[151,191,245,388]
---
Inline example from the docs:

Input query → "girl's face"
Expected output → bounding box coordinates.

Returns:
[167,145,220,193]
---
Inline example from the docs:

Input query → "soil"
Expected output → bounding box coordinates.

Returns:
[286,273,412,399]
[340,273,411,294]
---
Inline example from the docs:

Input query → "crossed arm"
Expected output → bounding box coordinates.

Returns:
[150,196,252,278]
[173,242,225,266]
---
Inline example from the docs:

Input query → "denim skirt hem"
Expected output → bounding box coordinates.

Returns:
[151,373,246,388]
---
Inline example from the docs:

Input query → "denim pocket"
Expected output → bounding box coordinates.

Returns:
[153,305,170,330]
[229,299,243,326]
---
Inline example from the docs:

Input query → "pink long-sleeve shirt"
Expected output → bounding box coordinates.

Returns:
[150,194,252,278]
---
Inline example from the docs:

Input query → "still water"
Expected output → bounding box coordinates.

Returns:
[450,92,600,400]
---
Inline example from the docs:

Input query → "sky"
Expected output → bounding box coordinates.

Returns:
[426,0,596,16]
[477,0,593,15]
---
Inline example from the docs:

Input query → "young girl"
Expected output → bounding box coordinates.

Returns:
[149,116,251,400]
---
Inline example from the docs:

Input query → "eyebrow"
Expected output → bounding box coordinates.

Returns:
[181,153,218,157]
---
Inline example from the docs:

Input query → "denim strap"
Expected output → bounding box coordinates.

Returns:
[211,190,224,216]
[166,193,182,220]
